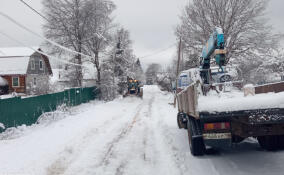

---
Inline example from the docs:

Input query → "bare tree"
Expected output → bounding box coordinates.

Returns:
[43,0,98,86]
[83,0,116,85]
[176,0,282,66]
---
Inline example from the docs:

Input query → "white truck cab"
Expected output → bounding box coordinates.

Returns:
[177,68,201,92]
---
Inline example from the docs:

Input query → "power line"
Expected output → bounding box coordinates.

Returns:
[18,0,174,60]
[19,0,49,22]
[0,30,90,68]
[0,12,96,60]
[18,1,108,43]
[139,44,176,59]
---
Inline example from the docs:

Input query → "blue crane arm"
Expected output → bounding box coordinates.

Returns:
[199,27,226,84]
[200,27,226,70]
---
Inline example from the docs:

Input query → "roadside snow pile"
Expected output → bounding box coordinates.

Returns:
[0,104,73,140]
[0,123,5,130]
[198,90,284,112]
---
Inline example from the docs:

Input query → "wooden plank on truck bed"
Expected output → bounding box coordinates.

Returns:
[255,82,284,94]
[177,84,199,118]
[186,85,196,117]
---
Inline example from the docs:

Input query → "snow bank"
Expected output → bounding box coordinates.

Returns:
[0,123,5,130]
[0,105,71,140]
[198,91,284,112]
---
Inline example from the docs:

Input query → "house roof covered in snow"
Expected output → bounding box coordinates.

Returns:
[0,47,38,57]
[0,56,30,75]
[0,47,53,75]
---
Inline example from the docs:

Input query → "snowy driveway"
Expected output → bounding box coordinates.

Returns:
[1,85,284,175]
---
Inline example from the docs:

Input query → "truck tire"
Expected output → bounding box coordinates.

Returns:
[257,136,280,151]
[187,119,205,156]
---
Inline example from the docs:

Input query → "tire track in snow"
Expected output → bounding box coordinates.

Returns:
[98,95,156,174]
[141,96,155,163]
[151,91,185,175]
[46,100,144,175]
[99,104,143,166]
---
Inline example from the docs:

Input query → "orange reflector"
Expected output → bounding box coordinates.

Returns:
[204,123,215,130]
[204,122,230,131]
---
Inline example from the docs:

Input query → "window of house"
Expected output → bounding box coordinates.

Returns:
[12,77,19,87]
[31,60,35,70]
[33,77,37,86]
[39,60,43,70]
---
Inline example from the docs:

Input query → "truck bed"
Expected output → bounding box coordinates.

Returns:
[177,84,284,138]
[198,90,284,113]
[177,83,284,118]
[176,82,284,154]
[200,108,284,124]
[200,108,284,138]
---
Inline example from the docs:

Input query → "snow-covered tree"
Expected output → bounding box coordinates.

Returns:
[176,0,283,83]
[100,27,138,100]
[43,0,93,86]
[132,59,145,84]
[145,63,162,84]
[239,48,284,84]
[83,0,116,85]
[156,66,176,92]
[43,0,115,87]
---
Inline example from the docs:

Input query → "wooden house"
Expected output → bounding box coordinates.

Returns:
[0,47,53,95]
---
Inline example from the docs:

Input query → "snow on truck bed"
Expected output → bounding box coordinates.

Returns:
[197,91,284,113]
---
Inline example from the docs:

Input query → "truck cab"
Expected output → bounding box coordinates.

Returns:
[177,68,200,93]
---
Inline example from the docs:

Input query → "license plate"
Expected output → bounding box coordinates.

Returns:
[203,133,231,140]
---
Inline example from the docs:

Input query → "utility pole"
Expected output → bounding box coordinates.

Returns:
[174,37,182,108]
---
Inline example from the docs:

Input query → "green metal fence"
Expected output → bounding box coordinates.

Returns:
[0,86,98,132]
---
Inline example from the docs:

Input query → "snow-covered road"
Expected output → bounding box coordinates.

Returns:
[1,85,284,175]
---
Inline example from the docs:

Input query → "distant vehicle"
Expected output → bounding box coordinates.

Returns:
[0,77,9,95]
[211,66,238,83]
[123,78,143,98]
[146,78,153,85]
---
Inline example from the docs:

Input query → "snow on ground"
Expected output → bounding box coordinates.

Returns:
[1,86,284,175]
[198,90,284,112]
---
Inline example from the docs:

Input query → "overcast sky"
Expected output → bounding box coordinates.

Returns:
[0,0,283,67]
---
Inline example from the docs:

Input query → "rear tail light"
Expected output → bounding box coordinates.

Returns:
[204,122,230,131]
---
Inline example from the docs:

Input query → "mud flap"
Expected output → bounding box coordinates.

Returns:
[177,113,187,129]
[187,117,205,156]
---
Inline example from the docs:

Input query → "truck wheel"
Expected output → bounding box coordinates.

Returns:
[257,136,279,151]
[187,120,205,156]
